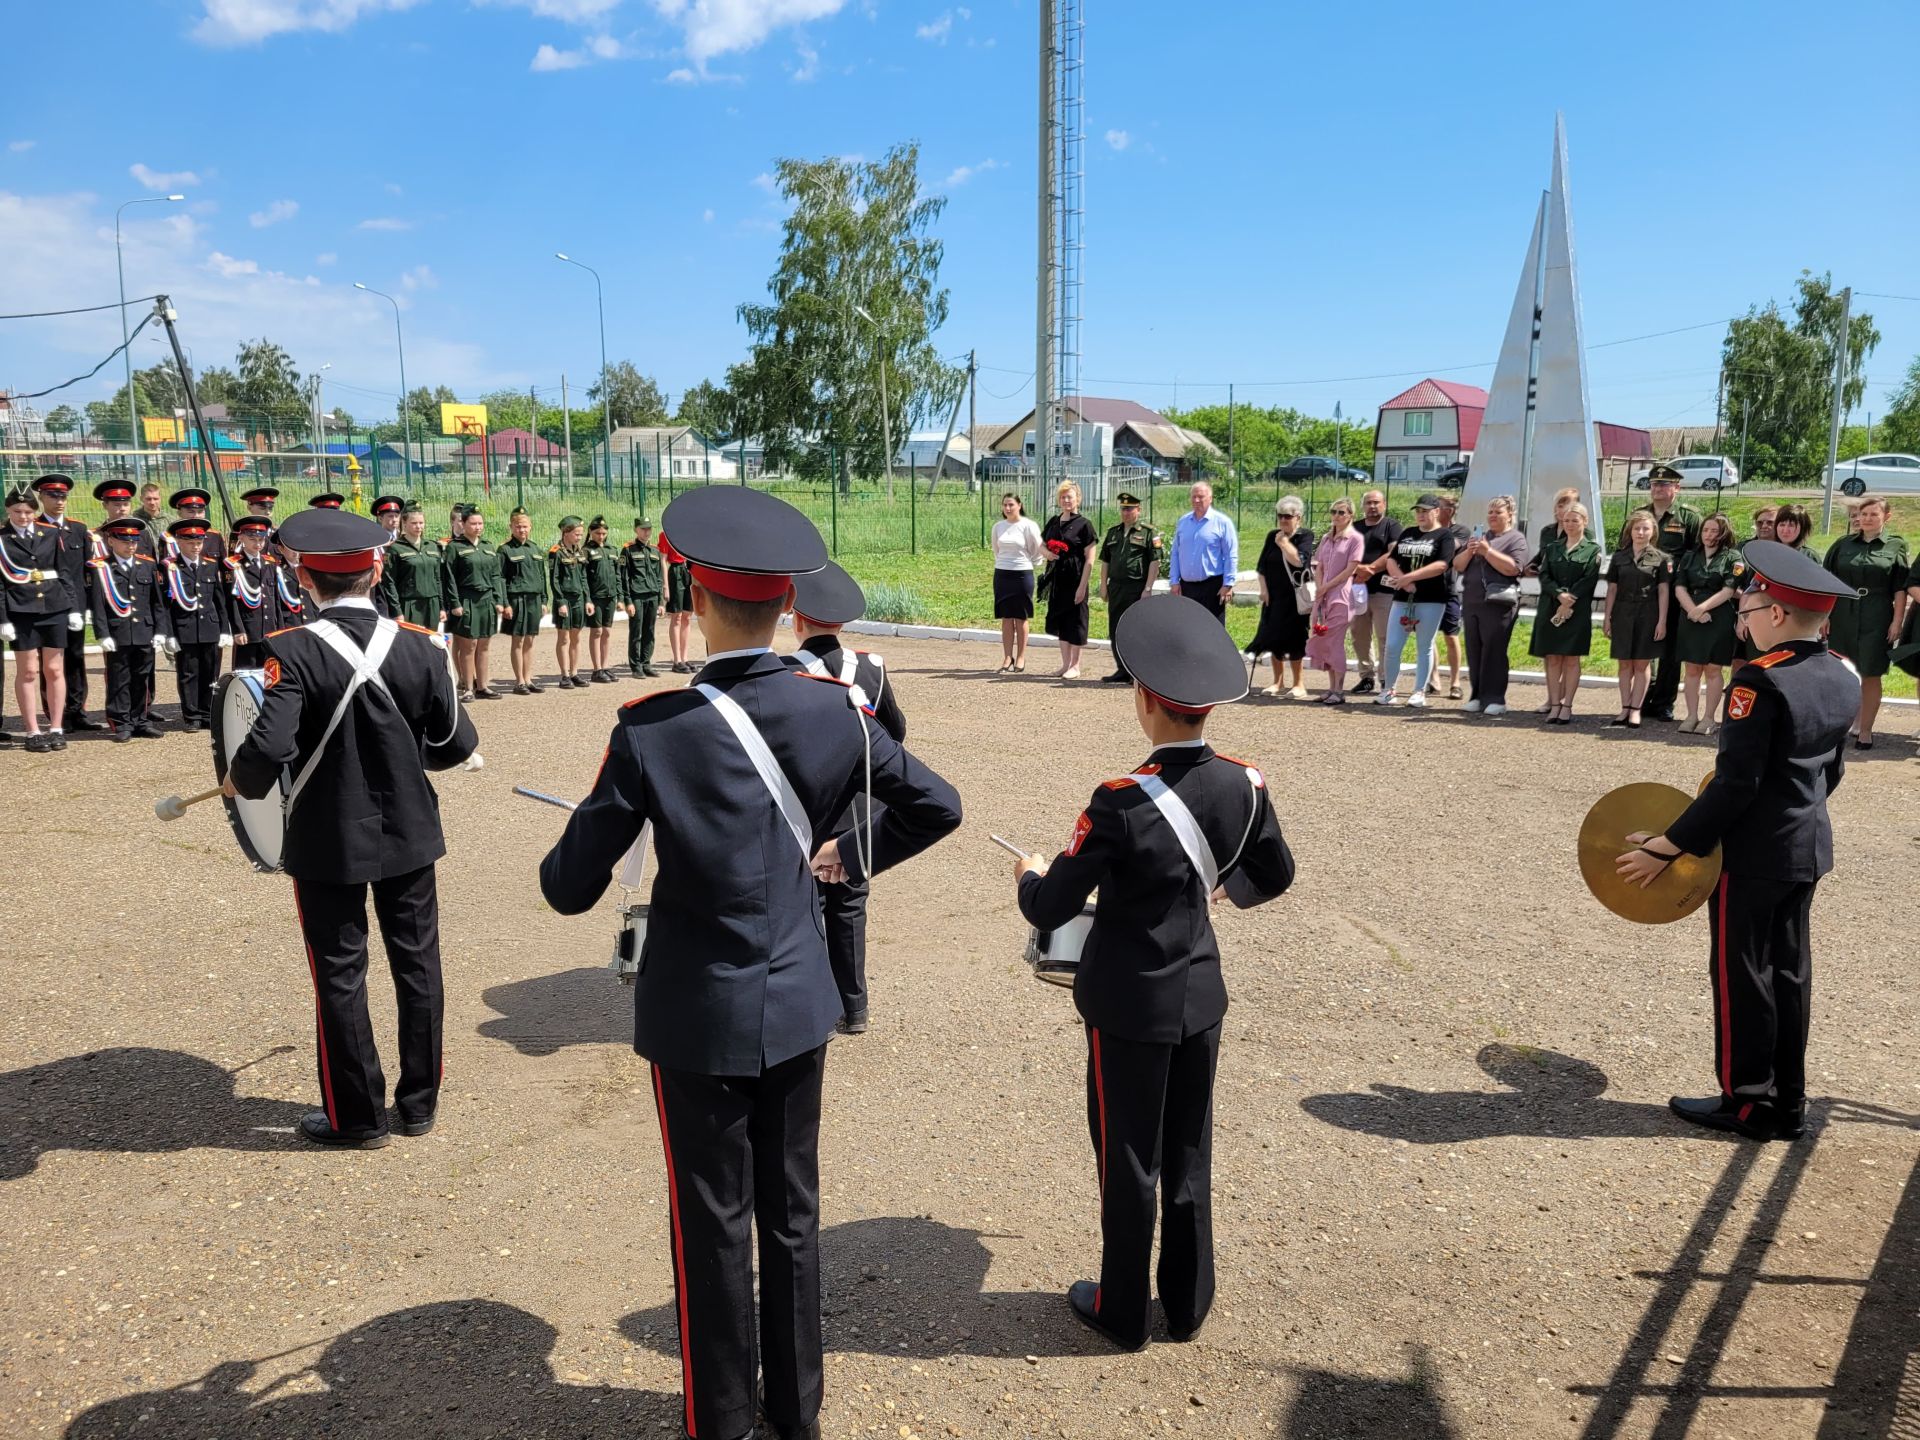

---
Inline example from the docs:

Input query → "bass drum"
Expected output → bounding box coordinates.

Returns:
[211,668,288,873]
[1024,905,1095,988]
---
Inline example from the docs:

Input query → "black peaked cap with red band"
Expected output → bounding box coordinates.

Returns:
[1738,539,1854,614]
[1114,593,1251,714]
[31,473,73,495]
[168,518,212,538]
[234,515,274,533]
[99,517,147,539]
[658,486,827,601]
[309,493,346,509]
[93,480,136,503]
[276,509,388,573]
[791,560,865,626]
[372,495,405,516]
[169,488,211,509]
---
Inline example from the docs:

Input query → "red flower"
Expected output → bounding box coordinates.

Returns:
[1044,539,1070,556]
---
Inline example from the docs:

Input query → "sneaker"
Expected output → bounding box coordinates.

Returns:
[1407,692,1427,708]
[1288,685,1309,700]
[1350,677,1376,695]
[49,730,68,750]
[1484,703,1507,717]
[1374,692,1398,706]
[25,732,53,753]
[1461,699,1483,714]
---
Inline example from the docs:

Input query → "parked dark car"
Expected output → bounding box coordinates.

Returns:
[1274,455,1370,484]
[1436,460,1469,489]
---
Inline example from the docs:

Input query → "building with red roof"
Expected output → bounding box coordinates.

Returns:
[1373,379,1489,486]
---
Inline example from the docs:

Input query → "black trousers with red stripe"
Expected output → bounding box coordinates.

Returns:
[1706,872,1816,1113]
[291,865,444,1138]
[651,1045,827,1440]
[1084,1021,1221,1346]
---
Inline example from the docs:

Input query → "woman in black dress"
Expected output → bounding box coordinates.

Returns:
[1249,495,1316,696]
[1041,481,1099,679]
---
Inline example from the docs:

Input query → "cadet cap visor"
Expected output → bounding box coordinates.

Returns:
[169,488,211,509]
[233,515,274,534]
[93,480,136,503]
[1117,492,1142,507]
[309,493,346,509]
[1738,538,1854,615]
[276,509,388,572]
[241,486,279,503]
[372,495,405,516]
[30,474,73,496]
[659,487,827,601]
[168,518,211,538]
[791,561,866,626]
[1113,593,1251,714]
[99,517,147,539]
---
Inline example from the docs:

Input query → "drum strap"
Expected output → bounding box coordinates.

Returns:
[286,617,399,812]
[694,683,815,869]
[1136,769,1261,896]
[796,647,876,713]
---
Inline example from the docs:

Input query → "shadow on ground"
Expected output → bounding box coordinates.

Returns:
[1282,1346,1460,1438]
[620,1215,1107,1360]
[1301,1042,1699,1145]
[0,1046,307,1181]
[64,1299,676,1439]
[478,966,631,1056]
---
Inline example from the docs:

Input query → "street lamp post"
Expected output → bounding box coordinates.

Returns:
[312,363,332,481]
[115,193,185,476]
[354,283,412,485]
[853,304,894,495]
[555,253,612,490]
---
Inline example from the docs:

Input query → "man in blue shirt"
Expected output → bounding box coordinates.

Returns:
[1167,481,1238,623]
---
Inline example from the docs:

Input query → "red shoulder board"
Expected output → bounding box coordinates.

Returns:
[396,619,436,636]
[1750,648,1794,669]
[619,690,678,710]
[1101,776,1140,791]
[547,544,561,554]
[793,671,853,689]
[266,624,303,638]
[1133,763,1162,777]
[1214,752,1267,787]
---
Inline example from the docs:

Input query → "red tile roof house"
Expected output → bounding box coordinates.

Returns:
[457,427,570,479]
[1372,379,1488,487]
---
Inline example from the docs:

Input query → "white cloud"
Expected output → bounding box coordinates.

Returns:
[789,37,819,81]
[533,31,630,68]
[191,0,422,46]
[315,251,339,266]
[942,157,998,189]
[357,216,413,231]
[751,172,776,192]
[664,66,698,83]
[7,140,34,153]
[651,0,846,66]
[248,198,299,227]
[399,263,437,291]
[206,251,261,278]
[478,0,622,20]
[915,10,950,41]
[1104,129,1130,152]
[702,208,715,222]
[131,162,202,190]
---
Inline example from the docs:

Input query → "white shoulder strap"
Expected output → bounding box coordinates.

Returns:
[1135,767,1262,895]
[796,650,830,677]
[694,682,814,868]
[286,617,399,810]
[798,648,872,711]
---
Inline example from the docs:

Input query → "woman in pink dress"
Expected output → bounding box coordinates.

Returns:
[1305,498,1365,703]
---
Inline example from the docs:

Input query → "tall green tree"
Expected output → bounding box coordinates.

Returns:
[587,361,669,429]
[1721,272,1879,484]
[232,338,310,439]
[43,405,78,436]
[1881,353,1920,456]
[736,144,963,488]
[675,378,737,441]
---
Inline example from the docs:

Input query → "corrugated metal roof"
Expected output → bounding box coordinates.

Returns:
[1595,422,1653,458]
[1122,421,1221,459]
[1380,378,1490,411]
[458,427,567,457]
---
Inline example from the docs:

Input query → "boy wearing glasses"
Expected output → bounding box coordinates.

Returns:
[1614,542,1859,1143]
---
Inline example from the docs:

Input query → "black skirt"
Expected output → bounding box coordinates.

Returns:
[1044,563,1090,644]
[1249,598,1310,659]
[994,567,1035,620]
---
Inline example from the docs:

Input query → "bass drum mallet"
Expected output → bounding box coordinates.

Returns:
[154,786,224,823]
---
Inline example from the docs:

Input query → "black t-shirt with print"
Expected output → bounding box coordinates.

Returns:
[1389,526,1459,605]
[1355,515,1404,595]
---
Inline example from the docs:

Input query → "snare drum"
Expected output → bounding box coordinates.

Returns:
[610,902,649,985]
[1025,905,1095,987]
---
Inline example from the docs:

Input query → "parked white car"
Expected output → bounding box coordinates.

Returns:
[1825,453,1920,495]
[1630,455,1741,491]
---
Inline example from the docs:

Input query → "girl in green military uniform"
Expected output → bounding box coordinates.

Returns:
[379,505,446,628]
[442,506,505,700]
[1602,510,1670,728]
[659,531,695,673]
[547,515,591,688]
[1674,512,1742,735]
[583,515,620,684]
[1528,500,1600,726]
[1821,494,1911,749]
[498,506,548,696]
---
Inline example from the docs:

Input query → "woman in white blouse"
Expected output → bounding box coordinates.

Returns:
[991,491,1047,672]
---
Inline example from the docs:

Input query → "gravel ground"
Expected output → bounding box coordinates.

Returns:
[3,635,1917,1439]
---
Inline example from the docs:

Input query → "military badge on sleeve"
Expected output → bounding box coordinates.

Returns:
[1727,685,1756,720]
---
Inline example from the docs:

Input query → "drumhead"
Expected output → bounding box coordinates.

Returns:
[212,669,287,873]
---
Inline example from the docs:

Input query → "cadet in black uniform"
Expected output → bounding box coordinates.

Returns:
[31,474,97,731]
[619,517,663,677]
[1016,594,1296,1350]
[89,516,170,741]
[167,488,228,564]
[227,515,286,667]
[92,480,159,559]
[161,518,232,731]
[369,496,405,616]
[2,486,75,751]
[1616,542,1860,1142]
[583,515,621,683]
[225,509,479,1148]
[781,561,907,1034]
[539,488,962,1440]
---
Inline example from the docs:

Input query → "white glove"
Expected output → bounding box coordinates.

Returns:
[217,633,232,647]
[0,623,14,642]
[156,636,173,655]
[459,752,485,772]
[100,635,116,652]
[68,612,85,632]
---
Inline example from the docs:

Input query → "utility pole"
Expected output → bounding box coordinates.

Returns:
[967,349,978,495]
[1821,285,1851,532]
[561,374,573,486]
[529,384,539,482]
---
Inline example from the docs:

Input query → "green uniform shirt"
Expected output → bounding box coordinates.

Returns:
[441,536,503,607]
[548,543,591,611]
[584,541,621,604]
[1624,500,1703,558]
[620,539,663,601]
[1099,520,1161,588]
[382,536,445,606]
[498,539,548,600]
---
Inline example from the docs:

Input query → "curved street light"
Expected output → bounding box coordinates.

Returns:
[355,282,412,483]
[115,193,185,476]
[556,253,612,488]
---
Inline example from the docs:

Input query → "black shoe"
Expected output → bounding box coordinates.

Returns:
[1668,1095,1777,1141]
[66,715,103,732]
[770,1423,821,1440]
[1067,1280,1147,1352]
[474,687,502,701]
[1425,680,1439,696]
[514,683,532,695]
[0,731,13,748]
[1649,708,1676,723]
[629,666,644,678]
[49,731,68,750]
[642,666,660,678]
[1349,677,1376,695]
[526,680,545,693]
[26,732,54,753]
[299,1111,391,1149]
[132,723,164,739]
[837,1011,869,1036]
[394,1111,436,1138]
[182,720,205,733]
[1102,672,1130,683]
[108,728,132,745]
[459,689,476,702]
[1166,1311,1210,1343]
[1775,1101,1808,1140]
[593,670,615,684]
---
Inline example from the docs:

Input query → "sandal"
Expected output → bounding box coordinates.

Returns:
[1703,722,1720,739]
[1677,718,1699,735]
[1448,685,1463,701]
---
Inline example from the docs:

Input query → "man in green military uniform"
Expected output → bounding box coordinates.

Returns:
[1624,464,1704,722]
[1097,492,1161,683]
[582,515,621,684]
[379,504,448,629]
[618,516,663,678]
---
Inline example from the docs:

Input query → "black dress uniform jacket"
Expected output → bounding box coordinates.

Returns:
[539,649,961,1075]
[230,604,478,884]
[1019,742,1295,1042]
[0,523,70,623]
[226,551,288,646]
[1666,640,1858,880]
[40,516,91,615]
[88,554,168,645]
[783,634,905,741]
[162,554,230,645]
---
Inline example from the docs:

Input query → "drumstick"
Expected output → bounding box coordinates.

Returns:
[988,833,1032,861]
[513,784,579,812]
[154,786,224,822]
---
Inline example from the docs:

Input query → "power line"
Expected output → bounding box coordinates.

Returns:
[0,295,161,321]
[11,312,159,399]
[1856,291,1920,303]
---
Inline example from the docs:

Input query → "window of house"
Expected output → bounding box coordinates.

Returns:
[1385,455,1409,482]
[1422,454,1451,481]
[1403,411,1433,437]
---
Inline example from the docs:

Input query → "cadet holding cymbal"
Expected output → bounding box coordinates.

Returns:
[1015,594,1295,1351]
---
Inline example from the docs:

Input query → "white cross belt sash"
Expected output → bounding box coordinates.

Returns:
[694,682,815,869]
[795,648,877,714]
[1135,768,1261,895]
[286,616,398,811]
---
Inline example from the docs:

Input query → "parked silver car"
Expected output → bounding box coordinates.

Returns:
[1825,453,1920,495]
[1630,455,1740,490]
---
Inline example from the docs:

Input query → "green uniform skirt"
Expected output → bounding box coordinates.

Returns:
[450,600,499,639]
[504,597,545,637]
[665,562,692,614]
[399,597,442,630]
[1529,606,1592,657]
[1675,598,1738,666]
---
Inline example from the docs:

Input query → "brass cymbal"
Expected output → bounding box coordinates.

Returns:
[1578,782,1721,925]
[1699,770,1714,796]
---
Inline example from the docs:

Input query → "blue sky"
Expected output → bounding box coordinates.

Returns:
[4,0,1916,436]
